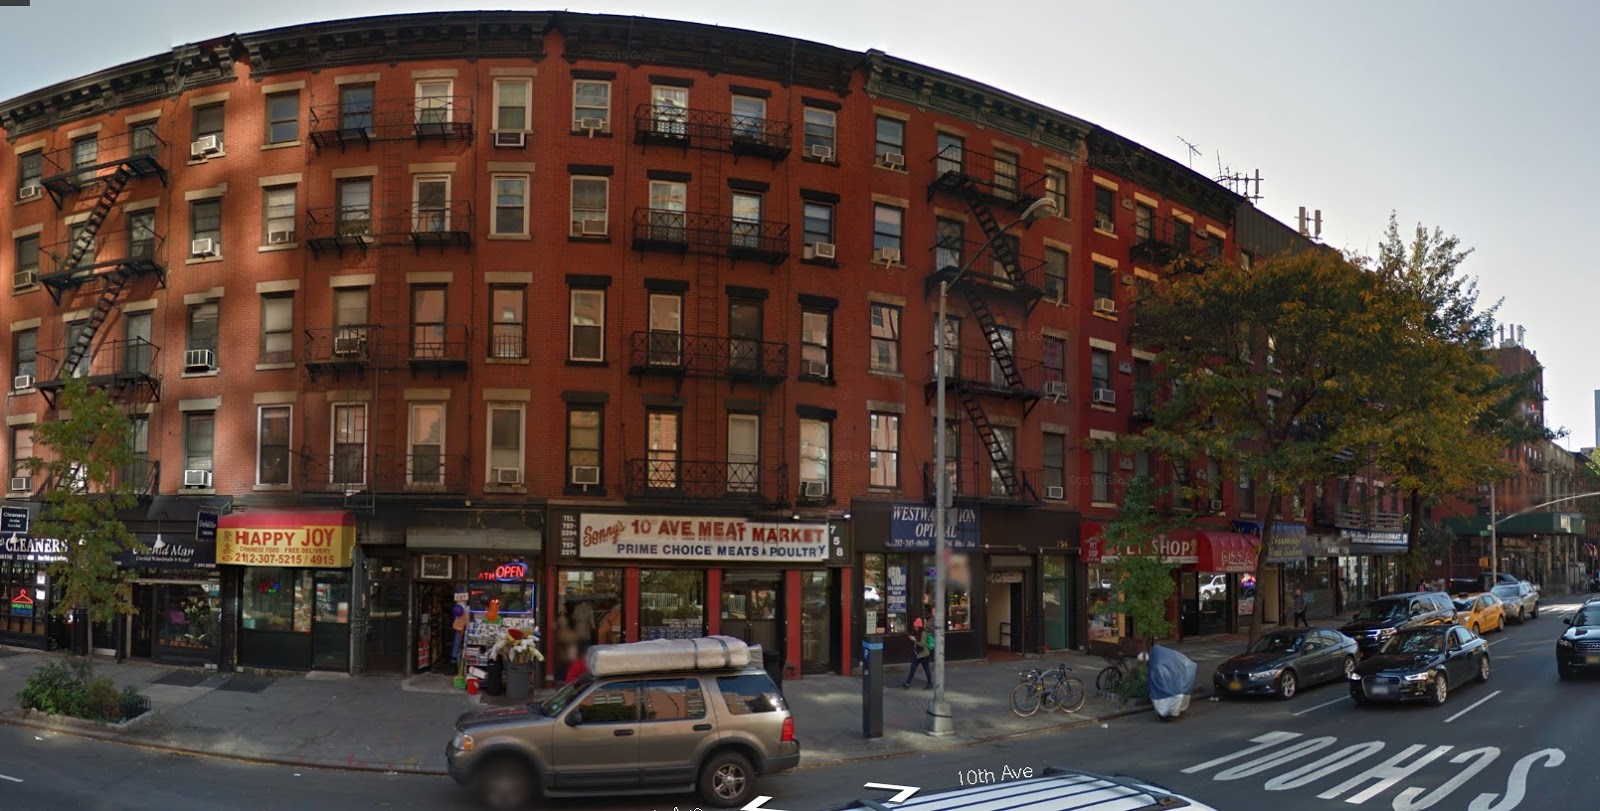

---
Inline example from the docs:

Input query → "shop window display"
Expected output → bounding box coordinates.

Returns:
[555,568,623,677]
[862,553,910,635]
[242,568,312,632]
[156,583,220,653]
[639,569,706,640]
[923,552,971,631]
[1087,566,1123,643]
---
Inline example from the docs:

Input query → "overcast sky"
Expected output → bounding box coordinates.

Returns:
[4,1,1597,447]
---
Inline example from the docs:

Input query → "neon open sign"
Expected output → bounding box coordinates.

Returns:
[475,561,527,582]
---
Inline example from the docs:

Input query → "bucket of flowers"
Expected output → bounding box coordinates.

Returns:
[491,627,543,699]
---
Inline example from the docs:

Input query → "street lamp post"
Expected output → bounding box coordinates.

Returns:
[927,196,1055,737]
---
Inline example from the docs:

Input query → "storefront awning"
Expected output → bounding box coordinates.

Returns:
[1196,532,1259,573]
[217,509,356,568]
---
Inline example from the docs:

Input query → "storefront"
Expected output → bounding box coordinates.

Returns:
[548,508,850,681]
[407,522,542,678]
[1079,526,1196,652]
[1340,529,1408,608]
[217,509,358,672]
[1181,532,1259,636]
[115,532,222,667]
[855,501,980,664]
[0,533,68,651]
[1233,521,1346,625]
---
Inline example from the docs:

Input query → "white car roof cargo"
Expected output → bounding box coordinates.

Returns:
[585,635,760,677]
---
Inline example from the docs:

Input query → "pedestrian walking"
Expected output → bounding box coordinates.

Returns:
[900,617,934,689]
[1292,587,1309,628]
[1333,576,1345,615]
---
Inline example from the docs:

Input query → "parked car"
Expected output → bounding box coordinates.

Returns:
[1350,625,1491,707]
[1555,597,1600,680]
[445,644,798,809]
[1340,592,1456,657]
[821,766,1221,811]
[1491,582,1540,623]
[1451,592,1506,634]
[1213,628,1359,699]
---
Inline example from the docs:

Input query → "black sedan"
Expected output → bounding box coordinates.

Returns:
[1350,625,1490,707]
[1555,599,1600,679]
[1213,628,1359,699]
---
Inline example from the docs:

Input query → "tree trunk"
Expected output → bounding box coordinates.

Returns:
[1407,488,1425,581]
[1245,496,1280,650]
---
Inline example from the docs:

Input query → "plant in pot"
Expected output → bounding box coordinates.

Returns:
[490,628,543,700]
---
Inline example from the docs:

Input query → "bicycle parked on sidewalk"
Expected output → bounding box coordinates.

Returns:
[1010,662,1087,717]
[1096,653,1137,694]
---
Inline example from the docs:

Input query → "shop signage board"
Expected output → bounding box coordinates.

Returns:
[9,588,33,617]
[1340,528,1408,548]
[887,562,908,614]
[196,509,220,543]
[886,503,978,551]
[1081,534,1198,565]
[578,514,832,563]
[217,511,356,568]
[115,536,217,570]
[0,536,67,563]
[0,506,29,536]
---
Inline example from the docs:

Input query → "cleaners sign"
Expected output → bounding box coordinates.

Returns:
[578,514,831,563]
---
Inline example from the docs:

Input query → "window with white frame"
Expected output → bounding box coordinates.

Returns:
[799,418,831,497]
[492,175,528,235]
[800,309,831,378]
[802,202,834,250]
[570,177,609,236]
[1092,447,1111,503]
[414,175,450,232]
[257,405,291,486]
[18,151,42,196]
[731,96,766,140]
[1043,432,1065,496]
[490,285,526,359]
[1044,167,1069,219]
[409,403,445,485]
[488,404,525,485]
[802,108,836,157]
[12,328,37,383]
[872,205,903,255]
[874,117,905,163]
[869,412,899,489]
[415,79,453,126]
[649,85,688,136]
[190,199,221,255]
[192,104,225,152]
[1044,247,1067,301]
[573,80,611,129]
[646,409,680,488]
[266,92,299,144]
[494,79,531,131]
[184,412,215,478]
[647,181,687,240]
[336,178,371,234]
[993,149,1020,200]
[569,288,605,362]
[567,406,602,487]
[869,303,901,373]
[260,294,294,364]
[9,427,33,487]
[331,403,367,485]
[727,413,760,493]
[187,301,219,363]
[262,186,296,244]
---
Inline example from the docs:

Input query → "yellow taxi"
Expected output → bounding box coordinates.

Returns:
[1451,591,1506,634]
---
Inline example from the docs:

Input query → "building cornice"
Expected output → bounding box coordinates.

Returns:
[1086,127,1243,224]
[862,52,1088,156]
[235,12,553,79]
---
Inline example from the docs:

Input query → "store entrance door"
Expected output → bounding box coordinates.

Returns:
[365,556,407,674]
[129,583,155,659]
[311,570,352,671]
[413,581,452,673]
[720,571,782,653]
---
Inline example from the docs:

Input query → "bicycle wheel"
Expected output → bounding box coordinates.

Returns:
[1038,674,1061,712]
[1010,681,1042,717]
[1054,677,1087,713]
[1096,666,1123,693]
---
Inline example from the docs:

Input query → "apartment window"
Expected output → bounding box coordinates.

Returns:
[730,192,763,249]
[335,287,369,335]
[869,304,901,373]
[411,286,447,359]
[727,413,760,493]
[1207,460,1222,503]
[800,309,831,378]
[130,124,159,162]
[993,149,1020,200]
[10,427,33,485]
[1237,472,1255,514]
[728,299,763,372]
[989,426,1017,496]
[492,175,528,235]
[649,85,689,136]
[647,181,688,241]
[874,117,904,162]
[799,418,831,497]
[123,311,152,376]
[990,233,1020,278]
[188,301,219,359]
[570,177,609,237]
[414,175,450,233]
[1134,204,1154,241]
[15,235,39,286]
[71,136,98,174]
[802,202,834,249]
[646,410,681,488]
[988,326,1016,385]
[869,412,900,489]
[647,293,683,366]
[192,104,225,151]
[1042,337,1065,385]
[1044,167,1069,219]
[415,79,453,126]
[266,92,299,144]
[489,405,525,484]
[18,151,42,195]
[572,80,611,129]
[336,178,372,235]
[190,199,221,255]
[493,79,531,131]
[935,218,963,270]
[331,403,367,485]
[338,84,374,133]
[1240,250,1253,271]
[490,285,526,359]
[872,205,903,255]
[263,185,296,244]
[1135,450,1153,481]
[13,328,37,383]
[569,288,605,362]
[1091,349,1111,391]
[1208,233,1224,260]
[260,294,294,364]
[935,133,963,175]
[68,222,96,269]
[1094,187,1115,231]
[1173,217,1192,247]
[802,108,836,156]
[1043,432,1065,495]
[1044,248,1067,302]
[935,315,960,377]
[1266,393,1280,423]
[64,320,92,378]
[184,412,215,476]
[1133,359,1153,415]
[257,406,291,486]
[567,406,602,487]
[409,403,445,485]
[1093,262,1115,301]
[1092,448,1111,503]
[731,96,767,140]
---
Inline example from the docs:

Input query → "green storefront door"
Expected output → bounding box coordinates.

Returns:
[1043,554,1070,651]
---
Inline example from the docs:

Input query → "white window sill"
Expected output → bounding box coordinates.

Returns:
[11,284,40,295]
[486,357,530,365]
[1091,404,1117,413]
[1093,311,1119,322]
[486,233,531,241]
[181,369,221,379]
[256,362,296,371]
[186,151,227,166]
[258,243,298,253]
[186,256,224,266]
[261,141,302,151]
[1093,228,1118,238]
[1091,501,1117,509]
[869,369,904,379]
[485,484,528,494]
[253,484,292,491]
[181,488,217,495]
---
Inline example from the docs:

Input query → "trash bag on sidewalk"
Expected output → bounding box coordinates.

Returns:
[1147,644,1195,721]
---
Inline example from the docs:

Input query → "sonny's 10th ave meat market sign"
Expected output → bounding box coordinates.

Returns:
[579,514,831,562]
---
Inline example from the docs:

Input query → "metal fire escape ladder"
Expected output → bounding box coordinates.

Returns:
[48,166,135,305]
[56,167,139,376]
[692,148,725,471]
[957,390,1020,498]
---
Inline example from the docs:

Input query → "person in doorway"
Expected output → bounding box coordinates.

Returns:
[1292,587,1308,628]
[570,599,595,650]
[900,617,934,689]
[1333,575,1345,615]
[597,603,622,645]
[555,609,579,675]
[450,603,469,664]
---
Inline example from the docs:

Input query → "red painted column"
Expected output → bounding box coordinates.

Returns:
[705,568,723,636]
[785,569,803,680]
[543,565,558,685]
[624,567,641,643]
[838,566,854,676]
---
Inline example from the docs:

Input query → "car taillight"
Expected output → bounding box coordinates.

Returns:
[781,717,795,742]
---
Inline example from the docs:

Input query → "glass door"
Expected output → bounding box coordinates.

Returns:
[1042,554,1070,652]
[799,570,836,674]
[311,570,352,671]
[366,555,407,673]
[721,571,781,654]
[124,310,152,375]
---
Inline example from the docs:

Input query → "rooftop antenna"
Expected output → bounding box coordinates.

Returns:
[1297,206,1323,240]
[1177,136,1201,169]
[1214,154,1264,203]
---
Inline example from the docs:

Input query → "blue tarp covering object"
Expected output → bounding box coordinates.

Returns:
[1147,644,1197,718]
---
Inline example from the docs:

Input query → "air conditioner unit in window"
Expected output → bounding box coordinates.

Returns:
[332,336,366,357]
[1042,380,1067,400]
[183,469,212,488]
[580,219,607,236]
[810,241,837,260]
[493,130,527,148]
[494,468,523,485]
[13,374,34,391]
[190,238,216,257]
[183,349,215,371]
[267,230,294,245]
[800,479,827,499]
[874,246,901,266]
[577,117,605,134]
[801,359,830,378]
[13,269,37,288]
[1045,485,1065,500]
[880,151,905,170]
[190,135,220,157]
[1095,216,1115,232]
[8,476,30,492]
[1209,499,1224,512]
[1119,457,1134,471]
[1092,387,1117,405]
[1121,274,1136,286]
[17,184,41,202]
[1093,297,1117,314]
[809,143,834,162]
[570,465,601,486]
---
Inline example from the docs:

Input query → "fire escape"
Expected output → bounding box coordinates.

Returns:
[30,128,168,499]
[922,145,1047,506]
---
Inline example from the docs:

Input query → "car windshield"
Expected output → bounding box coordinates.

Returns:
[1491,585,1519,600]
[1381,629,1445,655]
[1354,601,1406,621]
[1249,633,1304,654]
[537,674,594,716]
[1452,599,1473,611]
[1573,606,1600,626]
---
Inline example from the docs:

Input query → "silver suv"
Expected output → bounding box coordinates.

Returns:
[446,665,799,809]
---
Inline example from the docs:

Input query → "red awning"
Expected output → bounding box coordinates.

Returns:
[218,510,354,530]
[1196,532,1259,573]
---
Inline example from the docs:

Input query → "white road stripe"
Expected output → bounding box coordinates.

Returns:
[0,774,22,783]
[1291,696,1350,716]
[1443,689,1502,724]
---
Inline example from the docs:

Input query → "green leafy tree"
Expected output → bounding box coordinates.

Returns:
[1094,475,1180,703]
[26,378,140,627]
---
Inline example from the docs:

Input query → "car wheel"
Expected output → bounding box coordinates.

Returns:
[1497,614,1505,633]
[1277,670,1297,700]
[1516,608,1525,624]
[1342,656,1357,683]
[475,755,535,811]
[1531,603,1539,619]
[1470,623,1480,635]
[1427,673,1449,707]
[1351,693,1368,707]
[699,750,757,809]
[1476,654,1490,683]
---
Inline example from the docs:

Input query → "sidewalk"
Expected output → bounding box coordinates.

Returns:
[0,593,1585,775]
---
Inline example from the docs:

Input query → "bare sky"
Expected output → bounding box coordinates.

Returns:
[4,0,1596,445]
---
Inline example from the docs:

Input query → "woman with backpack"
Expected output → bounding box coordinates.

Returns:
[901,616,934,689]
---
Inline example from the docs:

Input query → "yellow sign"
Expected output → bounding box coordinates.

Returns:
[218,524,355,568]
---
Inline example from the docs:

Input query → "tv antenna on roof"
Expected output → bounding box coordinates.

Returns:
[1177,136,1201,169]
[1214,153,1265,203]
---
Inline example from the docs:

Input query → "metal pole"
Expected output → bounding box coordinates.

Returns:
[1490,483,1498,585]
[926,280,953,737]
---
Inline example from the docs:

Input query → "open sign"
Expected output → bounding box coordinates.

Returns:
[475,561,528,582]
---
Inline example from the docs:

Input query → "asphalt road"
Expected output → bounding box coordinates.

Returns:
[0,601,1589,811]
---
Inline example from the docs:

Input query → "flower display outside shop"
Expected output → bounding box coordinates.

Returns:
[490,627,544,664]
